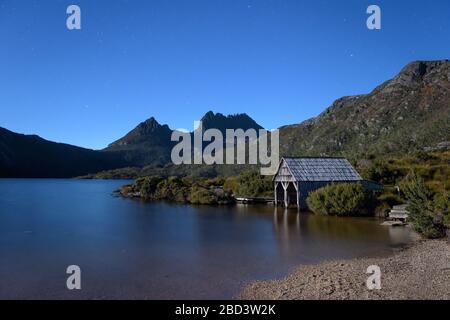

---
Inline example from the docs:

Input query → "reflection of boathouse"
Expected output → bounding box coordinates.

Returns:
[273,157,382,209]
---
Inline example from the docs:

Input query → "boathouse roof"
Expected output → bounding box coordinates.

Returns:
[277,157,363,182]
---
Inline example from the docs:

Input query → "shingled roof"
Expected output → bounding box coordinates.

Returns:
[281,157,363,182]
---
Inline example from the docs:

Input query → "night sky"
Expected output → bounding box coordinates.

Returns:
[1,0,449,149]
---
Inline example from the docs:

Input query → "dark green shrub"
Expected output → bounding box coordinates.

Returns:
[154,176,189,202]
[139,176,164,200]
[306,183,374,216]
[377,192,404,207]
[127,175,235,204]
[432,192,450,225]
[236,170,272,197]
[361,160,399,184]
[433,192,450,212]
[401,172,447,239]
[190,185,218,205]
[223,176,239,194]
[204,176,226,187]
[121,184,138,195]
[414,151,437,162]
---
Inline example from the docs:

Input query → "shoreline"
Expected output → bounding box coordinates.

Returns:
[239,238,450,300]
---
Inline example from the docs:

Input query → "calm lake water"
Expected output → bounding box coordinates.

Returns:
[0,179,415,299]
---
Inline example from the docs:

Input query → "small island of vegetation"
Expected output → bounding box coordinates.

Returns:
[120,150,450,240]
[120,170,272,205]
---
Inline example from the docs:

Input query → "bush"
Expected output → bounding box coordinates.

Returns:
[152,176,189,202]
[433,193,450,226]
[400,172,447,239]
[306,183,374,216]
[127,175,235,205]
[204,176,226,187]
[360,160,400,184]
[377,191,404,207]
[235,170,272,197]
[121,184,138,195]
[223,176,239,194]
[189,185,218,205]
[139,176,164,200]
[433,192,450,212]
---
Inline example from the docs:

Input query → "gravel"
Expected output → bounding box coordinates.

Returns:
[239,239,450,300]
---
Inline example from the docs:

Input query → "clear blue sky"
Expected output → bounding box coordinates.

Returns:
[0,0,449,149]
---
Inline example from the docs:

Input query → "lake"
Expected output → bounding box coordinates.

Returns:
[0,179,415,299]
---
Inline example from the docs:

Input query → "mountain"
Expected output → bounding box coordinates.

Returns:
[0,112,265,178]
[279,60,450,157]
[104,112,264,166]
[104,117,174,166]
[0,127,127,178]
[2,60,449,178]
[200,111,263,132]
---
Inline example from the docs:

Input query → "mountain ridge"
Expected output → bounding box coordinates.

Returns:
[1,59,449,177]
[280,60,450,157]
[102,111,264,167]
[0,127,127,178]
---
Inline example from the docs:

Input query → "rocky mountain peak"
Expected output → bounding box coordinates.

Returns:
[380,60,450,94]
[106,116,172,150]
[280,59,450,157]
[200,111,263,132]
[134,117,168,134]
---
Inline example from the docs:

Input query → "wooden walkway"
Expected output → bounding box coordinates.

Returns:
[235,197,274,204]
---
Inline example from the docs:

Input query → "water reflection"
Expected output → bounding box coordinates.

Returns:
[0,180,415,299]
[233,204,414,263]
[272,209,301,250]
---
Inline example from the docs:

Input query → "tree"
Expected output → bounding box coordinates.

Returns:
[306,183,374,216]
[401,172,447,239]
[235,170,272,197]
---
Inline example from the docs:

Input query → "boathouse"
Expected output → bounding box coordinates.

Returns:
[273,157,381,209]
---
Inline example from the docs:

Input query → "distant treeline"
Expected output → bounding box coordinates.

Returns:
[121,170,272,205]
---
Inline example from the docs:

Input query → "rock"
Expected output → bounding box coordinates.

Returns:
[424,141,450,152]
